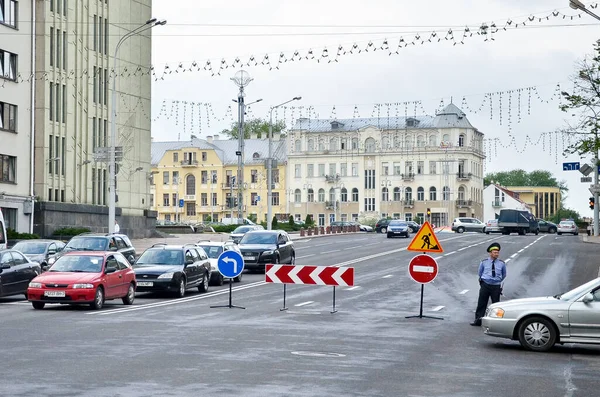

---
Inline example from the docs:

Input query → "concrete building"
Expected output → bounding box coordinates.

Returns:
[32,0,155,237]
[483,184,531,221]
[286,104,485,226]
[504,186,561,220]
[0,0,35,233]
[150,135,288,224]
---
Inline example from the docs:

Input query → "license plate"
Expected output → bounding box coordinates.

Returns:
[137,281,154,287]
[44,291,65,297]
[244,256,255,261]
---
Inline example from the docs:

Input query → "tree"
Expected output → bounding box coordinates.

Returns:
[304,214,314,226]
[484,169,568,193]
[288,215,294,227]
[548,207,581,223]
[272,216,278,228]
[560,40,600,158]
[220,118,287,140]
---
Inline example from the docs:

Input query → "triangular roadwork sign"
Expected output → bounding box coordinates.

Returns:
[407,221,444,253]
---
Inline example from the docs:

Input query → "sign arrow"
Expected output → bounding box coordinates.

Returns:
[223,257,238,273]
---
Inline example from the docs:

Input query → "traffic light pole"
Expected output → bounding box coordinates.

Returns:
[595,156,599,236]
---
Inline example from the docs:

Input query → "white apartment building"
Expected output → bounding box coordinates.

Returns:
[33,0,154,237]
[483,184,530,222]
[286,104,485,226]
[0,0,34,233]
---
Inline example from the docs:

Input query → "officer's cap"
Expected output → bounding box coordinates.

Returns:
[487,243,501,252]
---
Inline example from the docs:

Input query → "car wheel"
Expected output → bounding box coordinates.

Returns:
[122,283,135,305]
[534,229,539,235]
[457,227,465,233]
[575,232,579,236]
[32,301,45,310]
[176,278,186,298]
[90,287,104,310]
[549,227,556,234]
[290,254,295,265]
[381,227,387,234]
[215,273,224,286]
[486,231,490,235]
[518,316,557,352]
[557,232,562,235]
[198,272,209,293]
[234,272,243,283]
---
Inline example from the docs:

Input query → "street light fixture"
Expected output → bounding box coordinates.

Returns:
[267,96,302,230]
[108,18,166,233]
[569,0,600,20]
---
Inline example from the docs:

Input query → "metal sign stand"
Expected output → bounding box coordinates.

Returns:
[331,286,337,314]
[405,284,443,320]
[211,278,245,309]
[280,284,288,311]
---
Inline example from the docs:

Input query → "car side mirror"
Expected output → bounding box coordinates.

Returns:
[105,267,117,274]
[185,259,194,265]
[127,255,135,264]
[582,293,594,303]
[0,264,9,270]
[109,246,118,251]
[48,249,56,256]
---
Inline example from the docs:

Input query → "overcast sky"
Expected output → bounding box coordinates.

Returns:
[148,0,600,216]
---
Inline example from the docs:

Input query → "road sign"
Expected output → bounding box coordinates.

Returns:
[217,250,245,278]
[582,176,593,183]
[590,187,600,195]
[563,162,581,171]
[178,199,184,208]
[407,221,443,253]
[580,164,593,176]
[408,254,438,284]
[265,264,354,286]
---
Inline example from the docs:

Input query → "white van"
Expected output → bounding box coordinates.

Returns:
[0,208,6,250]
[220,218,256,226]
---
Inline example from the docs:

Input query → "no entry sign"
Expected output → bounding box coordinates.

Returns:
[408,254,438,284]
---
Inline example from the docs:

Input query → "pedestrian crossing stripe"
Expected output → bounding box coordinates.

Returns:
[407,221,444,253]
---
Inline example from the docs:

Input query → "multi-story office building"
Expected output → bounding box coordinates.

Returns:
[150,135,288,224]
[0,0,35,232]
[504,186,561,220]
[286,104,485,226]
[32,0,154,237]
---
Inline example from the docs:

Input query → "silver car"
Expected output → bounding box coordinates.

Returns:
[481,277,600,352]
[557,220,578,236]
[484,219,502,234]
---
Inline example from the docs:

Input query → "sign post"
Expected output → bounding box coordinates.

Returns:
[405,254,443,320]
[211,250,245,309]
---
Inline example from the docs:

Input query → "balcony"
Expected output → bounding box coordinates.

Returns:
[455,199,473,208]
[456,172,472,181]
[403,199,415,208]
[402,173,415,181]
[325,174,341,183]
[492,199,503,208]
[180,160,199,167]
[325,200,339,210]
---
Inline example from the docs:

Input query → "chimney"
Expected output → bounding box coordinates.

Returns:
[214,134,220,141]
[207,135,213,144]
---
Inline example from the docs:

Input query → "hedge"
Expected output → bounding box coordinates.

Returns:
[52,227,91,237]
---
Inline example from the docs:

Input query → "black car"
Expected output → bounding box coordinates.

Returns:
[49,233,137,266]
[11,239,66,271]
[133,244,211,297]
[406,221,421,233]
[238,230,295,272]
[538,220,558,234]
[375,218,391,233]
[0,249,42,297]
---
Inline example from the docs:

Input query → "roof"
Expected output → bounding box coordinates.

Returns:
[291,104,474,132]
[490,184,530,207]
[151,137,287,166]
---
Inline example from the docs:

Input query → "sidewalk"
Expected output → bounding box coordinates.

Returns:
[581,235,600,244]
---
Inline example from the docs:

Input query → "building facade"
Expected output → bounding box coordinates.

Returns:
[483,184,531,221]
[286,104,485,226]
[150,135,288,224]
[0,0,34,233]
[504,186,561,220]
[32,0,154,237]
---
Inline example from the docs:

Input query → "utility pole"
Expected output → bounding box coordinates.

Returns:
[230,176,235,221]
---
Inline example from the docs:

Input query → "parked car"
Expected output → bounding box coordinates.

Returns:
[406,221,421,233]
[484,219,502,234]
[538,220,558,234]
[133,244,211,297]
[238,230,295,272]
[451,217,486,233]
[27,251,135,310]
[221,218,256,226]
[0,249,42,298]
[387,220,410,238]
[11,239,66,271]
[375,218,391,233]
[195,240,243,285]
[229,225,264,244]
[0,208,6,250]
[498,209,539,235]
[48,233,136,266]
[482,277,600,352]
[557,220,578,236]
[351,221,374,232]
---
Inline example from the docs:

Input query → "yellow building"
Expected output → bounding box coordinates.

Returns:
[150,135,288,224]
[505,186,561,219]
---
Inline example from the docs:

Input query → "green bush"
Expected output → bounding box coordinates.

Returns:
[211,225,239,233]
[304,214,314,227]
[272,216,278,228]
[289,215,295,227]
[7,228,40,240]
[52,227,91,237]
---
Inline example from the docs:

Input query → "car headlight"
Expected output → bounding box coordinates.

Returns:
[29,282,42,288]
[72,283,94,289]
[488,307,505,318]
[262,250,274,256]
[158,272,175,279]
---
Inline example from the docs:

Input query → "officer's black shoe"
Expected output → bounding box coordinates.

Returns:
[470,320,481,326]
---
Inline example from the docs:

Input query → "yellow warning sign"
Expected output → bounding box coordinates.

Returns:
[407,221,444,253]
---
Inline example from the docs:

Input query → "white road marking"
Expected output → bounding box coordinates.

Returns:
[505,258,512,263]
[382,275,393,279]
[432,306,445,311]
[346,286,361,291]
[510,253,518,258]
[517,249,524,253]
[313,242,333,247]
[459,289,469,294]
[321,250,340,254]
[365,242,380,246]
[444,251,456,256]
[295,301,314,307]
[344,247,354,250]
[297,254,315,259]
[458,247,468,251]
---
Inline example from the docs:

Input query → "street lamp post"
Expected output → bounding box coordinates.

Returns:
[303,183,312,223]
[108,18,166,233]
[267,96,301,230]
[381,179,392,217]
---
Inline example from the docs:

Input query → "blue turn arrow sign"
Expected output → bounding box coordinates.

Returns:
[563,162,580,171]
[217,250,244,278]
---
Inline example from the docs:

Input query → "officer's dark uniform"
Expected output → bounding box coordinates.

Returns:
[471,242,506,326]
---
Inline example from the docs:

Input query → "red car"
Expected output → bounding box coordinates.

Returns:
[27,251,136,310]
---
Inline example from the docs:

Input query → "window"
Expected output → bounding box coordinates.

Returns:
[272,169,279,183]
[163,194,169,207]
[307,188,314,202]
[405,187,412,200]
[186,203,196,216]
[211,170,217,184]
[364,170,375,189]
[186,175,195,195]
[172,171,179,185]
[394,162,401,176]
[307,164,314,177]
[62,84,66,122]
[172,193,178,207]
[55,83,61,122]
[442,134,450,144]
[318,140,324,151]
[382,136,389,149]
[352,188,359,202]
[340,163,347,177]
[162,171,169,185]
[318,188,325,202]
[63,31,67,69]
[202,151,207,161]
[330,138,337,150]
[0,101,17,132]
[318,214,325,227]
[365,137,376,152]
[50,27,55,67]
[93,66,97,103]
[295,139,302,152]
[103,69,108,105]
[249,169,257,183]
[329,163,336,176]
[251,192,258,206]
[417,187,425,201]
[341,188,348,202]
[341,138,347,150]
[200,170,207,184]
[458,134,465,147]
[443,186,450,200]
[307,139,314,151]
[429,135,437,146]
[294,189,301,203]
[417,135,425,147]
[405,161,413,176]
[211,193,217,206]
[318,164,325,177]
[93,15,97,51]
[393,187,401,201]
[429,187,437,201]
[173,152,179,163]
[382,162,389,176]
[430,161,436,175]
[0,0,17,27]
[417,161,424,175]
[364,197,375,212]
[56,28,61,69]
[329,187,335,202]
[382,187,389,201]
[352,163,358,177]
[352,138,358,150]
[295,164,301,178]
[272,192,280,206]
[0,153,16,182]
[405,213,413,222]
[201,193,208,206]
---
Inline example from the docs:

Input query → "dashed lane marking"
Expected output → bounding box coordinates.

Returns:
[346,286,361,291]
[321,250,341,254]
[295,301,314,307]
[432,306,445,311]
[382,275,393,279]
[459,289,469,294]
[297,254,315,259]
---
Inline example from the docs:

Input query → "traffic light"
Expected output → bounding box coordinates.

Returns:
[427,208,431,216]
[590,197,595,210]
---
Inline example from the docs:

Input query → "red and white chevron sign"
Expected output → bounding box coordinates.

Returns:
[265,264,354,286]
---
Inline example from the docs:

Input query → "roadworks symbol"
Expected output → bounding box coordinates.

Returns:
[407,221,443,253]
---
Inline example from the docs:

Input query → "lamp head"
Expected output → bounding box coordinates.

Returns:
[293,97,302,101]
[146,18,157,25]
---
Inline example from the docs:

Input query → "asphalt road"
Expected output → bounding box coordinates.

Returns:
[1,232,600,397]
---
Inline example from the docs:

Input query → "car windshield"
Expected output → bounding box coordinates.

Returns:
[12,242,47,254]
[556,278,600,301]
[389,221,407,226]
[559,221,573,226]
[240,233,277,245]
[197,245,223,259]
[136,249,183,265]
[487,220,497,224]
[233,226,253,234]
[49,255,104,273]
[64,237,107,251]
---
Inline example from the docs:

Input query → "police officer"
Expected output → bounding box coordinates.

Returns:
[470,242,506,326]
